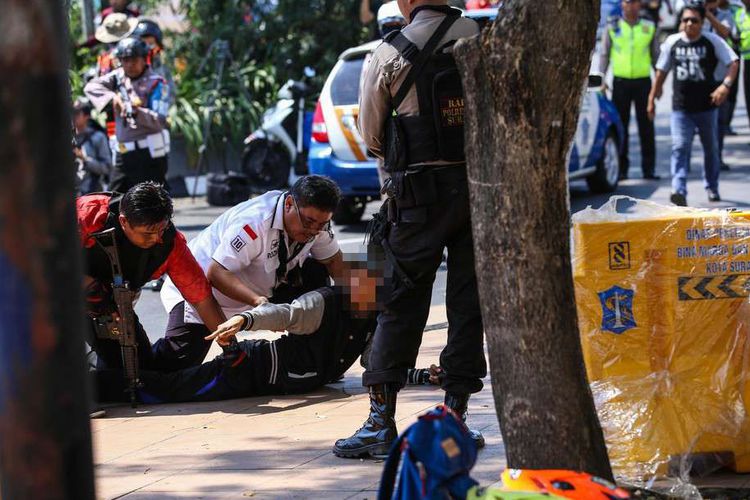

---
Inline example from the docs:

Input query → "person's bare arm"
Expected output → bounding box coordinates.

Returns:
[706,9,731,39]
[318,250,346,283]
[207,260,268,307]
[190,295,226,333]
[360,0,375,24]
[647,70,668,120]
[710,59,739,106]
[599,29,612,74]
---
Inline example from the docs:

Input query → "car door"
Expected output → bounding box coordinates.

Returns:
[573,88,602,170]
[320,55,369,162]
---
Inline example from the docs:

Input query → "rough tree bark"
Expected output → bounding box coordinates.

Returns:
[455,0,613,479]
[0,1,96,498]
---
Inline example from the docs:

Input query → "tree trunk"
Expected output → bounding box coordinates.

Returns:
[0,1,96,498]
[455,0,613,479]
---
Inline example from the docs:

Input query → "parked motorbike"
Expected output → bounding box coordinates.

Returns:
[242,66,316,193]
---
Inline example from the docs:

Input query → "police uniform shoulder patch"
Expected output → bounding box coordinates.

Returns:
[382,55,402,83]
[231,235,246,253]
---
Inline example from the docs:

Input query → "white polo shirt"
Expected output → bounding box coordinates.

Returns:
[160,190,340,324]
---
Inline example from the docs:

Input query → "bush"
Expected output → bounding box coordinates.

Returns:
[68,0,371,159]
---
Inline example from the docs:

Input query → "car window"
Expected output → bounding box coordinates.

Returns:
[331,57,365,106]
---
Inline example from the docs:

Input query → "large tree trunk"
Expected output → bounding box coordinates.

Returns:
[455,0,613,479]
[0,1,96,498]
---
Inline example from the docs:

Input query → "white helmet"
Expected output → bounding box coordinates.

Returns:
[377,1,406,37]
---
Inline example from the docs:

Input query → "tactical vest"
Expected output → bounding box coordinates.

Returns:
[609,18,655,79]
[736,7,750,60]
[83,194,177,291]
[383,9,466,171]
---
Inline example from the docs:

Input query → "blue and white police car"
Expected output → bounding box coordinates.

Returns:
[309,9,624,224]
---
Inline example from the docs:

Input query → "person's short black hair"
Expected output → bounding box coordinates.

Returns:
[73,97,93,115]
[680,3,706,20]
[119,181,173,226]
[290,175,341,213]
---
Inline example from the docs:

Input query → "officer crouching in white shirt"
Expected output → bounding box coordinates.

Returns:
[155,175,345,371]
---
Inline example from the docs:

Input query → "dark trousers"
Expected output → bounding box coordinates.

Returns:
[745,58,750,130]
[88,312,156,372]
[363,167,487,395]
[97,302,356,403]
[97,339,266,403]
[152,259,331,371]
[152,301,213,372]
[110,148,168,193]
[612,77,656,177]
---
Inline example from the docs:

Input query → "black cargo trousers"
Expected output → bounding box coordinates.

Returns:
[363,165,487,394]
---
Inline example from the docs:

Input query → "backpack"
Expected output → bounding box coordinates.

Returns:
[378,405,479,500]
[206,172,251,206]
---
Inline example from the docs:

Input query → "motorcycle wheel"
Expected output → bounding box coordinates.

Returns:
[241,138,291,194]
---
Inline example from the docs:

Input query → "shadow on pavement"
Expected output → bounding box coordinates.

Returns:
[102,385,352,419]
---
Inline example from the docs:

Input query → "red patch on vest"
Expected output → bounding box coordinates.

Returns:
[243,224,258,240]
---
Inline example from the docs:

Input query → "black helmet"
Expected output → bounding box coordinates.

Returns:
[132,19,163,47]
[115,37,149,59]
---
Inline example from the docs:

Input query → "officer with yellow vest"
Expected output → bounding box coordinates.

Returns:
[735,0,750,129]
[600,0,660,180]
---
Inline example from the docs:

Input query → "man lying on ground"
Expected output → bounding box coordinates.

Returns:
[96,264,440,403]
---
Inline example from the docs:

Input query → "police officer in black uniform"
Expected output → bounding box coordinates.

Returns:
[333,0,486,459]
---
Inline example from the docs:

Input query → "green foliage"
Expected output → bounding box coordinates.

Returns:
[68,0,371,159]
[167,0,370,157]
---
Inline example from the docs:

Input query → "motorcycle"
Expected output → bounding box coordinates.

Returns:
[242,66,316,193]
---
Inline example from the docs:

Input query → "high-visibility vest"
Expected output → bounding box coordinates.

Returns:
[609,18,655,79]
[735,7,750,60]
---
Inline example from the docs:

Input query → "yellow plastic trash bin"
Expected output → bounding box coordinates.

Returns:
[572,198,750,480]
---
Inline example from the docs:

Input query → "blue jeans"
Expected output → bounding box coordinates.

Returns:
[670,109,720,196]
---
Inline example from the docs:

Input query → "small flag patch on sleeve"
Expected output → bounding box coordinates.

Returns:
[243,224,258,240]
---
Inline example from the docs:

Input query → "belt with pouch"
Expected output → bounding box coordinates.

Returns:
[118,132,168,158]
[118,138,150,152]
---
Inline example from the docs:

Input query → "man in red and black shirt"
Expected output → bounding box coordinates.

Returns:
[78,182,225,372]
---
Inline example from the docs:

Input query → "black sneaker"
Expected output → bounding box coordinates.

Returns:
[720,162,730,171]
[707,189,721,202]
[670,192,687,206]
[643,173,661,180]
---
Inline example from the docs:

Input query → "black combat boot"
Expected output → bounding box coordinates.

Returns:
[332,384,398,458]
[445,392,485,449]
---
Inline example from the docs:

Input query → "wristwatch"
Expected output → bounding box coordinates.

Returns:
[722,78,733,89]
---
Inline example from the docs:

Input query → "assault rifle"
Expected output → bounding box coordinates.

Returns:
[116,75,137,129]
[91,228,141,407]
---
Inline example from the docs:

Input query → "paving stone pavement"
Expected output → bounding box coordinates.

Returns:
[93,305,506,499]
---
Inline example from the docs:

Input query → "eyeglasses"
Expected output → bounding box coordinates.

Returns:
[681,17,701,24]
[291,196,332,233]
